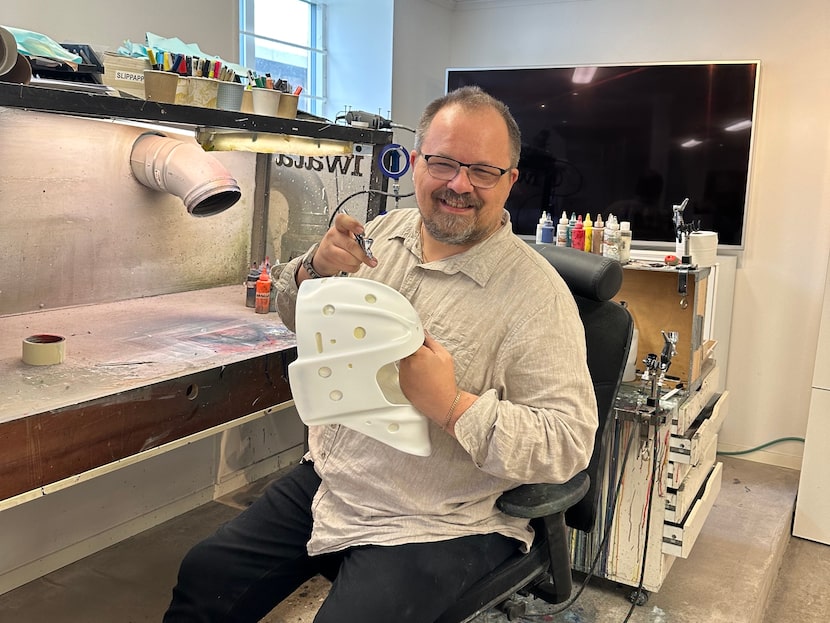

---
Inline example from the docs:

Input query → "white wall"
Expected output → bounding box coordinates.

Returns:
[324,0,394,122]
[3,1,239,62]
[391,0,830,469]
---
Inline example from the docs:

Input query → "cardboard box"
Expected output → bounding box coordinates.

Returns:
[101,52,150,98]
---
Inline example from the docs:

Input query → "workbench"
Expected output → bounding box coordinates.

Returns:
[0,285,297,503]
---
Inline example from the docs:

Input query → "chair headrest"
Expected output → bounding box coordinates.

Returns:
[529,244,623,302]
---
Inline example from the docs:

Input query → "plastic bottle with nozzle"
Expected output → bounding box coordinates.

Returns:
[556,211,568,246]
[255,266,272,314]
[535,211,548,244]
[540,212,555,243]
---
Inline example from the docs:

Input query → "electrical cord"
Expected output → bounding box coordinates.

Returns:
[517,420,640,621]
[326,188,415,228]
[717,437,804,456]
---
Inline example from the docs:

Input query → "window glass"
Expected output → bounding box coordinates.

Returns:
[240,0,324,115]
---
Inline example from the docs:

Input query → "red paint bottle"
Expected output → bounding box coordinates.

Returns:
[571,215,585,251]
[255,266,271,314]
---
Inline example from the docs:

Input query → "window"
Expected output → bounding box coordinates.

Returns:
[239,0,326,116]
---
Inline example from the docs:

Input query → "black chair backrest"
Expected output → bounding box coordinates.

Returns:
[530,244,633,532]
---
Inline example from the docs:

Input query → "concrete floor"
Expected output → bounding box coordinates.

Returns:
[0,456,827,623]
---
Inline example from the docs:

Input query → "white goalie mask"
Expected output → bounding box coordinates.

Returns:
[287,277,432,456]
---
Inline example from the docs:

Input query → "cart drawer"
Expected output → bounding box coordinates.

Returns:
[665,434,718,523]
[662,461,723,558]
[672,361,719,436]
[669,391,729,464]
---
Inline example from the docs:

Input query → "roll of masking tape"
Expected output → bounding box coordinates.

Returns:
[22,334,67,366]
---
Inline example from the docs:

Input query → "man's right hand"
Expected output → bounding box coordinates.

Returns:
[297,213,378,284]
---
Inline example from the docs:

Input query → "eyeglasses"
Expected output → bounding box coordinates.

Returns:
[420,154,512,189]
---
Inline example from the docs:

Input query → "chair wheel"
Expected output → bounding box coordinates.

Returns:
[497,598,527,620]
[628,588,649,606]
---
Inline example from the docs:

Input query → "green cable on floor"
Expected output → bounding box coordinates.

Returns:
[718,437,805,456]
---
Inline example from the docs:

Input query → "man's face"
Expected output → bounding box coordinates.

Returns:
[411,104,519,246]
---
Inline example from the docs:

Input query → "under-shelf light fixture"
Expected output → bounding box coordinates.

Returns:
[196,128,355,156]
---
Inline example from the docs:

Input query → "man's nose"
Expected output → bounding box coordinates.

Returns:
[446,165,476,192]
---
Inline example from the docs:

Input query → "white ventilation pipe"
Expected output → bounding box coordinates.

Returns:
[130,133,241,217]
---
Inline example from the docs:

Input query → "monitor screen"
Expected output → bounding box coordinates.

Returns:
[446,62,759,248]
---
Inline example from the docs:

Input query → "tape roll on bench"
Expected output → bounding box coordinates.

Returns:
[22,334,66,366]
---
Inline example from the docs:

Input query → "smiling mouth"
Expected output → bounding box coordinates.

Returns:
[436,192,478,211]
[440,199,472,211]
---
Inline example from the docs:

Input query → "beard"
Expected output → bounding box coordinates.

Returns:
[422,189,489,246]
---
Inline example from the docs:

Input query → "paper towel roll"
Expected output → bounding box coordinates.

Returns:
[688,231,718,267]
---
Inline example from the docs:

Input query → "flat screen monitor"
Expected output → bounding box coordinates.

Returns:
[446,62,760,248]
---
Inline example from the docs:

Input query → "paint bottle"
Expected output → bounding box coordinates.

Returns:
[619,221,632,263]
[571,215,585,251]
[583,213,593,252]
[566,212,577,247]
[591,214,604,254]
[556,211,568,246]
[540,212,555,243]
[245,264,259,308]
[603,214,621,261]
[255,266,271,314]
[535,211,548,244]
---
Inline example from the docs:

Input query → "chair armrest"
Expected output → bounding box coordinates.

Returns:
[496,473,590,519]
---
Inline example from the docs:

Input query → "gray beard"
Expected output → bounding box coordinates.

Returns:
[422,211,487,246]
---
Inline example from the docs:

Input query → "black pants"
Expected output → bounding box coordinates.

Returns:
[163,462,517,623]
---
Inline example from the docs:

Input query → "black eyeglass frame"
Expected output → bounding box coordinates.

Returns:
[420,154,513,189]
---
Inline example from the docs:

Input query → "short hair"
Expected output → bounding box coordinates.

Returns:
[414,86,522,168]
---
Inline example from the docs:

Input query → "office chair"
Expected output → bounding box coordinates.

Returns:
[435,244,633,623]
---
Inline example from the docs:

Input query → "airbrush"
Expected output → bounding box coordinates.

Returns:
[615,329,679,428]
[672,198,700,309]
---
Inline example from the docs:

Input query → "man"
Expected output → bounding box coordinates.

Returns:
[164,86,596,623]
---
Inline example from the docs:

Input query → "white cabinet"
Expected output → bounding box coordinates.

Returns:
[793,254,830,545]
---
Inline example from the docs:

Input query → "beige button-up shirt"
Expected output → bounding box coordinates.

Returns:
[276,208,596,555]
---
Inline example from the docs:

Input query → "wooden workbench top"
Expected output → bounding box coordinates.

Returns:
[0,286,296,424]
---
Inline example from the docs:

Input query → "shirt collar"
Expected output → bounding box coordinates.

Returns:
[392,209,513,287]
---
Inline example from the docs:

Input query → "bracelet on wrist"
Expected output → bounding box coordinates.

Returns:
[442,390,463,430]
[302,245,326,279]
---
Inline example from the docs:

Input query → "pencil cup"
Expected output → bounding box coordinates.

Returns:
[240,88,254,113]
[216,81,244,112]
[185,77,219,109]
[276,93,299,119]
[143,70,180,104]
[251,87,281,116]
